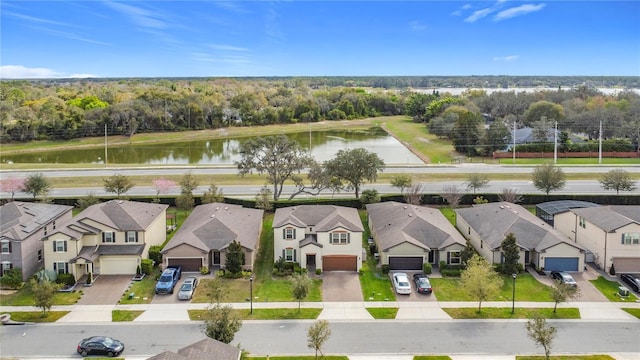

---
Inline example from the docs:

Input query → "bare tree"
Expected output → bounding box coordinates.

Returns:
[440,184,463,208]
[307,320,332,360]
[498,188,523,204]
[404,183,423,205]
[526,313,557,360]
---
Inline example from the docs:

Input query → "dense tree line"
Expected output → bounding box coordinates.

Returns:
[1,77,639,157]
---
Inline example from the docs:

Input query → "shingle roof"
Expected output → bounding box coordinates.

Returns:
[0,202,72,241]
[571,205,640,232]
[536,200,600,216]
[70,244,144,263]
[455,202,583,252]
[162,203,263,253]
[273,205,364,232]
[176,338,241,360]
[366,201,466,252]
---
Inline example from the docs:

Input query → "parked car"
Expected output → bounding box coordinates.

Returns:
[620,274,640,293]
[392,272,412,295]
[155,265,182,294]
[177,276,199,300]
[77,336,124,357]
[413,274,432,294]
[550,271,577,287]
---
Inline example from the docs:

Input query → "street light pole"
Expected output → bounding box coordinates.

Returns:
[249,275,254,314]
[511,273,517,314]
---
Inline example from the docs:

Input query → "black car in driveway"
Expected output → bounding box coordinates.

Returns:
[77,336,124,357]
[621,274,640,293]
[413,274,433,294]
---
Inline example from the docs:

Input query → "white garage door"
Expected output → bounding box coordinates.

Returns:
[100,257,138,275]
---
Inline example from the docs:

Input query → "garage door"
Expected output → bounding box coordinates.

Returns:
[168,258,203,272]
[100,257,138,275]
[389,256,423,271]
[322,255,357,271]
[612,257,640,273]
[545,257,579,272]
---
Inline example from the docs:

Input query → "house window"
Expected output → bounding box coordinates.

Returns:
[44,225,48,236]
[1,262,12,276]
[53,221,56,230]
[53,262,68,274]
[38,249,42,262]
[126,231,138,243]
[283,228,296,240]
[102,232,115,243]
[449,250,461,265]
[1,241,11,254]
[330,232,350,245]
[53,240,67,253]
[579,217,586,228]
[285,248,295,262]
[622,233,640,245]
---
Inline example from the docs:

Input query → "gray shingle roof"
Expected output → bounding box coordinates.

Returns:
[0,202,72,241]
[366,201,466,252]
[273,205,364,232]
[75,200,168,231]
[455,202,582,252]
[70,244,144,263]
[572,205,640,232]
[162,203,263,253]
[146,338,241,360]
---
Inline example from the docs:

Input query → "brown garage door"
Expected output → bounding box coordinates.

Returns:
[167,258,202,272]
[322,255,357,272]
[389,256,423,270]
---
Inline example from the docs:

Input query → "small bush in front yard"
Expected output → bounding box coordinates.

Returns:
[0,268,24,289]
[56,273,76,287]
[381,264,390,274]
[440,269,462,277]
[423,263,432,275]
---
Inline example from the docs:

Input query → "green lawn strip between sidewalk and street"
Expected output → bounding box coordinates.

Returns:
[589,276,639,302]
[622,308,640,318]
[248,357,349,360]
[188,308,322,320]
[4,311,69,322]
[413,357,453,360]
[112,310,144,322]
[430,273,554,302]
[516,356,615,360]
[442,307,580,319]
[366,307,398,319]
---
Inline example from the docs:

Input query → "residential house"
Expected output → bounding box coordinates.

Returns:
[535,200,600,227]
[146,338,241,360]
[554,205,640,274]
[161,203,263,272]
[455,202,585,272]
[0,202,73,280]
[43,200,168,280]
[366,202,467,270]
[273,205,364,272]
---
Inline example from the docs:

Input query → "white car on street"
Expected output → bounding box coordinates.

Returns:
[392,272,412,295]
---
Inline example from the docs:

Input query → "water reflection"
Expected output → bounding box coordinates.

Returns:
[1,128,424,165]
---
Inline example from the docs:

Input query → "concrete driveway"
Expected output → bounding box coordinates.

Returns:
[76,275,133,305]
[390,271,438,302]
[322,272,364,302]
[527,266,608,302]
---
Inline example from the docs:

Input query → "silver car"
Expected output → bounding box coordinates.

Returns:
[177,276,198,300]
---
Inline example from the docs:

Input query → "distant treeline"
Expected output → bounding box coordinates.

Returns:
[1,76,639,156]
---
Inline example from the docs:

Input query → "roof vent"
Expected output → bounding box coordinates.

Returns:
[408,213,412,217]
[210,214,215,218]
[499,205,504,209]
[224,207,228,210]
[403,206,407,209]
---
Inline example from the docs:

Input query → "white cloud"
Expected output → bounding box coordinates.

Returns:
[103,1,167,29]
[493,55,519,62]
[465,8,494,23]
[0,65,98,79]
[451,4,472,16]
[208,44,249,52]
[409,21,427,31]
[494,3,546,21]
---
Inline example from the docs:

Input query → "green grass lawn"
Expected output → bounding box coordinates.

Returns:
[188,308,322,320]
[589,276,639,302]
[442,307,580,319]
[622,308,640,318]
[359,261,395,301]
[413,356,452,360]
[0,288,82,306]
[516,356,615,360]
[430,273,554,302]
[112,310,143,322]
[382,116,455,164]
[248,357,348,360]
[4,311,69,322]
[117,268,161,304]
[500,158,640,165]
[366,307,398,319]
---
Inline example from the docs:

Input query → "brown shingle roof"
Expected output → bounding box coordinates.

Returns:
[273,205,364,232]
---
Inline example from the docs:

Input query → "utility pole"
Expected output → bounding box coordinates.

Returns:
[554,120,558,164]
[599,120,602,164]
[512,120,516,164]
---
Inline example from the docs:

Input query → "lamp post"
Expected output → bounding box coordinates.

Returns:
[249,275,254,314]
[511,273,517,314]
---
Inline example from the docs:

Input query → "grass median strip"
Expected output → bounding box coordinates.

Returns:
[112,310,144,322]
[442,307,580,319]
[516,356,615,360]
[188,308,322,320]
[622,308,640,318]
[4,311,69,322]
[365,307,398,319]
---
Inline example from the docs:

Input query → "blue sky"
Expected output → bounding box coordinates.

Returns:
[1,1,639,78]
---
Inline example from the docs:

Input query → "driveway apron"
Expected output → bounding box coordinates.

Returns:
[322,272,364,302]
[76,275,133,305]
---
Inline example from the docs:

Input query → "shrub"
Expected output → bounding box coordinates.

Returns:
[141,259,154,274]
[381,264,390,274]
[423,263,432,275]
[369,244,378,256]
[439,260,447,270]
[609,263,616,276]
[440,269,462,277]
[0,268,23,289]
[200,266,210,275]
[148,245,162,266]
[56,273,76,286]
[315,268,322,275]
[274,256,286,272]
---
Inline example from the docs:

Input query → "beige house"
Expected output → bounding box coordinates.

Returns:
[554,205,640,274]
[161,203,263,272]
[43,200,168,280]
[0,202,73,280]
[146,338,241,360]
[273,205,364,272]
[455,202,585,272]
[366,202,466,270]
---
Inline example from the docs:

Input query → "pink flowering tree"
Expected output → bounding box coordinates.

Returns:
[0,177,26,201]
[153,178,176,201]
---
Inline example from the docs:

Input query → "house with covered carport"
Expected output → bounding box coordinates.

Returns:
[553,205,640,274]
[366,202,466,271]
[161,203,263,272]
[273,205,364,272]
[455,202,585,272]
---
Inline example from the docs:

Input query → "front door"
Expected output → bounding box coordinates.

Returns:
[306,254,316,266]
[213,251,221,265]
